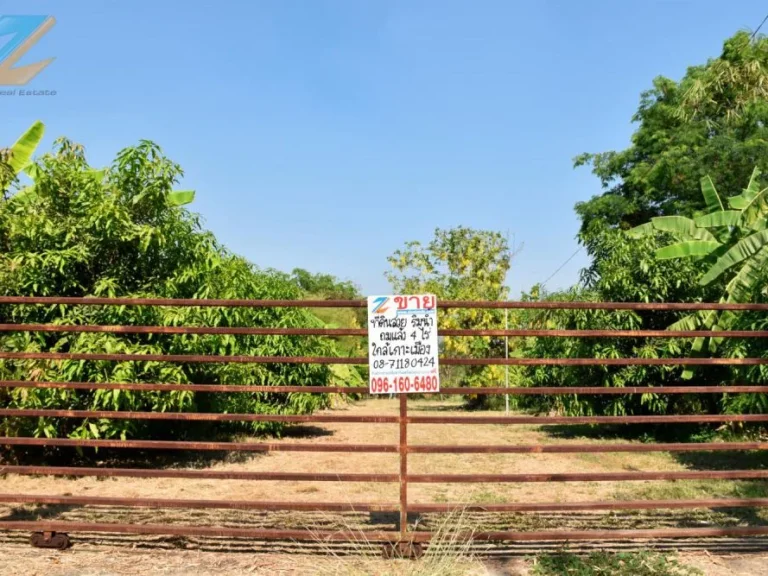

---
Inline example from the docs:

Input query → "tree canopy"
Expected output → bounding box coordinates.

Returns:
[0,134,338,442]
[387,227,511,399]
[575,31,768,243]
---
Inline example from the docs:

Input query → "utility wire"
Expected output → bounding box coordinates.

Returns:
[751,13,768,39]
[539,246,583,288]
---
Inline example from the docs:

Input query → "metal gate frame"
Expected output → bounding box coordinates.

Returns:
[1,296,768,549]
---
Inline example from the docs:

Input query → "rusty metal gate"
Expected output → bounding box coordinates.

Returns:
[1,296,768,551]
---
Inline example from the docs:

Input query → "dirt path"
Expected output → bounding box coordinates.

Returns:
[0,397,767,574]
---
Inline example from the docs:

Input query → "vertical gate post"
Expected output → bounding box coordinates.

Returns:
[384,393,421,558]
[399,393,408,539]
[384,393,423,558]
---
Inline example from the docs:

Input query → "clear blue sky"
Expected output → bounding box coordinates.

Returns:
[4,1,767,296]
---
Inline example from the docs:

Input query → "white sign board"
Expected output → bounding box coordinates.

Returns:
[367,295,439,394]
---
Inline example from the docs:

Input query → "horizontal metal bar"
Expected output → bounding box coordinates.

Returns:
[445,329,768,337]
[409,498,768,513]
[0,521,403,541]
[0,465,399,482]
[0,297,370,308]
[8,437,762,454]
[2,497,767,535]
[0,381,766,396]
[439,386,768,395]
[444,358,768,366]
[0,380,369,394]
[4,352,768,366]
[0,408,397,425]
[408,414,768,425]
[466,527,768,541]
[0,437,397,453]
[0,494,397,512]
[407,470,768,483]
[4,296,768,310]
[1,521,768,543]
[3,409,765,427]
[4,324,768,339]
[0,324,367,336]
[408,442,768,454]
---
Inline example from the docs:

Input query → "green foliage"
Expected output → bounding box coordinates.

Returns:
[522,227,722,416]
[0,121,45,193]
[290,268,367,389]
[386,227,511,403]
[291,268,360,300]
[629,169,768,362]
[0,135,338,442]
[532,550,702,576]
[7,121,44,176]
[575,31,768,241]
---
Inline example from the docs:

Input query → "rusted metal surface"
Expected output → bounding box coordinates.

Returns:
[3,521,768,543]
[0,324,366,336]
[6,409,765,426]
[5,323,768,339]
[407,470,768,483]
[2,466,766,484]
[438,385,768,395]
[409,498,768,512]
[0,494,397,512]
[30,531,69,549]
[399,394,408,539]
[5,295,768,310]
[3,380,768,396]
[2,437,765,454]
[0,437,396,452]
[0,465,398,482]
[0,521,404,541]
[407,414,768,425]
[9,493,765,514]
[407,442,768,453]
[0,380,370,394]
[449,527,768,542]
[0,408,397,424]
[4,351,768,366]
[2,297,768,548]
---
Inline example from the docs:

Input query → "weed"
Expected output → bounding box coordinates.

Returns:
[312,509,491,576]
[531,549,702,576]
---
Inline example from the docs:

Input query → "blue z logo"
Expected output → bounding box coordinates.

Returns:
[0,15,56,85]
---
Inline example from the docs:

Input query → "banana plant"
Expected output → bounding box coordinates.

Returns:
[1,120,45,188]
[8,120,45,175]
[629,167,768,364]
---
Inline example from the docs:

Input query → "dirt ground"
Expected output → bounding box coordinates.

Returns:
[1,397,767,575]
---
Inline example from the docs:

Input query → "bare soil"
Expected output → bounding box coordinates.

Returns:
[1,397,767,574]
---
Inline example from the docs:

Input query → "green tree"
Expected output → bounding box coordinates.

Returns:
[0,135,337,443]
[290,268,366,388]
[575,32,768,243]
[386,227,511,402]
[520,228,716,417]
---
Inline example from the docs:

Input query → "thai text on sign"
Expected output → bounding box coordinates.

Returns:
[367,294,440,394]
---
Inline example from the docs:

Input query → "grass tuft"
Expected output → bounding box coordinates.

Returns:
[531,549,703,576]
[312,509,491,576]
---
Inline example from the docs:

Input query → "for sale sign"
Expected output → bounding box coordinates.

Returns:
[367,295,439,394]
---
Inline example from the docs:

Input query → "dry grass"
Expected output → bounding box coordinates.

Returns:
[311,509,491,576]
[1,397,767,574]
